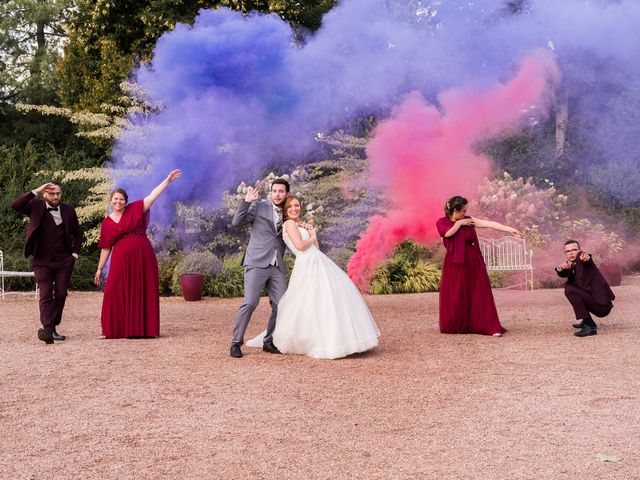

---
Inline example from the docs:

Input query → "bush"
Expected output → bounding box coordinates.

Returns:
[170,251,223,296]
[208,253,245,298]
[157,252,183,296]
[487,270,513,289]
[371,258,441,294]
[71,255,100,290]
[538,276,564,289]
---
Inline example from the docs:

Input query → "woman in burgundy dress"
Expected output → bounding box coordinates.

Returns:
[93,169,182,338]
[436,195,522,336]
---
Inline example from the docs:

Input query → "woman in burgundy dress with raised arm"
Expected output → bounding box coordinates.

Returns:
[94,169,182,338]
[436,195,522,336]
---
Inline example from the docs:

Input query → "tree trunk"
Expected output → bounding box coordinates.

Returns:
[555,85,568,158]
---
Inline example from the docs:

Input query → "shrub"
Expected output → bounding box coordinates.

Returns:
[487,270,513,289]
[208,253,245,298]
[538,276,564,289]
[371,258,440,294]
[559,218,625,263]
[475,172,568,243]
[157,252,183,296]
[170,251,223,296]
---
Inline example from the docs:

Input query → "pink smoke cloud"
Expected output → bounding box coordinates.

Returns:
[348,50,560,290]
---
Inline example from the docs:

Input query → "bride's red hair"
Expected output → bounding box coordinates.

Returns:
[283,194,302,221]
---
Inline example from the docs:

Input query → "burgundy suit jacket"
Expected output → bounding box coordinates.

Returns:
[11,192,83,258]
[557,254,615,306]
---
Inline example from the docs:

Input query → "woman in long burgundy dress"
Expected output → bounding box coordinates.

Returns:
[436,195,522,336]
[93,169,182,338]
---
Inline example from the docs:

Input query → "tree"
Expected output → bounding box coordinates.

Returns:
[56,0,336,109]
[0,0,74,104]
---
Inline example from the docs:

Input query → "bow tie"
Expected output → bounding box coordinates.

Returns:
[47,207,59,212]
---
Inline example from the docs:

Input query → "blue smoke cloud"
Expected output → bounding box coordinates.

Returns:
[112,0,640,210]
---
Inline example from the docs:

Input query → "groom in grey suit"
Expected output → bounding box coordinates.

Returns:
[230,178,289,358]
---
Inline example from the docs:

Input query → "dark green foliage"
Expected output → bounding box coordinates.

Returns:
[157,251,184,295]
[483,122,566,189]
[0,142,104,292]
[0,106,106,158]
[57,0,336,109]
[371,258,441,294]
[71,255,101,290]
[370,241,441,294]
[207,253,245,298]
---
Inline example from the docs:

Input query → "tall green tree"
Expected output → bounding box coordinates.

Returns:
[56,0,336,110]
[0,0,74,104]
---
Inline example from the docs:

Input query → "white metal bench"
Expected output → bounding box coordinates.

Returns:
[0,250,39,299]
[478,236,534,290]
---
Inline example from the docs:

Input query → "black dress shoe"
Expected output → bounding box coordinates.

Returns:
[37,328,54,344]
[52,331,66,341]
[263,342,281,354]
[230,344,243,358]
[572,321,585,329]
[574,325,597,337]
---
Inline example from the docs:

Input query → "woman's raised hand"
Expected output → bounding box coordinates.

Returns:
[508,227,524,238]
[166,169,182,183]
[457,218,475,227]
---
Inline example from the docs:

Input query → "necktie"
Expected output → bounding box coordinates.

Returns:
[275,208,282,233]
[47,207,59,212]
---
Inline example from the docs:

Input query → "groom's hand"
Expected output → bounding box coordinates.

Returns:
[244,186,260,203]
[558,260,572,270]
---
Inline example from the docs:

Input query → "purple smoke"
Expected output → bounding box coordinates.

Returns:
[111,0,640,214]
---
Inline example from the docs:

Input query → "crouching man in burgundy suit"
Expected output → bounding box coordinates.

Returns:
[11,182,83,344]
[555,239,615,337]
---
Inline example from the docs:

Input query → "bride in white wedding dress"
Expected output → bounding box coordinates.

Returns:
[247,194,380,359]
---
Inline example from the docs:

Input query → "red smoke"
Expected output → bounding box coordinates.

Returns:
[348,50,560,290]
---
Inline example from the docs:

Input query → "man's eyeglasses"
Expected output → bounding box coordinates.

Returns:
[564,248,579,254]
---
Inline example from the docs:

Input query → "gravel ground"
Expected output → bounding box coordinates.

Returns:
[1,277,639,480]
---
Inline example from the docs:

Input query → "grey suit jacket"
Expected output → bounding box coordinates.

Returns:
[232,200,286,272]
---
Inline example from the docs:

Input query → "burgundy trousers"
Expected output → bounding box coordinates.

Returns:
[564,284,612,322]
[32,256,75,332]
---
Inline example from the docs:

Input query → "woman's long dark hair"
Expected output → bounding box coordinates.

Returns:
[444,195,468,218]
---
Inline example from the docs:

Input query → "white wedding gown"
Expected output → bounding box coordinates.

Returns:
[247,222,380,359]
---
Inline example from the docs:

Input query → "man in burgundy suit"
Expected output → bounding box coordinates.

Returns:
[11,182,83,344]
[555,239,615,337]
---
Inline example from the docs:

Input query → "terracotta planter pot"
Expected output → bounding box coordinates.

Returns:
[599,262,622,287]
[181,273,204,301]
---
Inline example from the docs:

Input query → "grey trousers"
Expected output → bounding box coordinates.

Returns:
[232,265,287,345]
